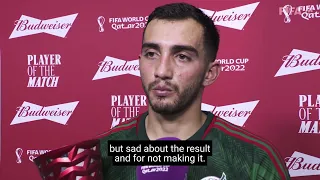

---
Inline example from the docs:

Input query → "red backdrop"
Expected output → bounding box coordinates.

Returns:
[1,0,320,179]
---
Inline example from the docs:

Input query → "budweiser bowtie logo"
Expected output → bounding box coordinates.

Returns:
[9,13,78,39]
[10,101,79,125]
[275,49,320,77]
[201,100,260,127]
[285,151,320,177]
[92,56,140,80]
[200,2,260,30]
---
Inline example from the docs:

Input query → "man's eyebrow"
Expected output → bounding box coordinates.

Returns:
[142,43,199,57]
[142,42,160,51]
[172,45,199,57]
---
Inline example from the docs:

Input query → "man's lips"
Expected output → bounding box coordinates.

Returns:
[151,85,174,96]
[152,86,173,91]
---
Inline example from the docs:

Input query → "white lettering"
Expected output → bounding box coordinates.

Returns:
[299,95,320,107]
[27,76,59,87]
[111,117,131,129]
[111,95,147,106]
[27,54,61,65]
[299,121,320,133]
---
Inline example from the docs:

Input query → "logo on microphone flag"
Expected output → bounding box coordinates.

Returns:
[201,172,227,180]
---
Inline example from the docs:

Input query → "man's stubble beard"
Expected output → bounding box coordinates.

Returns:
[142,73,206,116]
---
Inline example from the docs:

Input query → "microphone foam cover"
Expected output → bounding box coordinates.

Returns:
[136,137,188,180]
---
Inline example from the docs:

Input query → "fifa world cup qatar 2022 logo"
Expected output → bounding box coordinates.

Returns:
[280,4,320,23]
[15,148,51,164]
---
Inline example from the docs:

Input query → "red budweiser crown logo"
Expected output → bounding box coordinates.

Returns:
[33,139,103,180]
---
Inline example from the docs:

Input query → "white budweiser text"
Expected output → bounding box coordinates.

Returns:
[98,60,139,72]
[212,107,251,117]
[14,20,72,31]
[210,12,251,22]
[16,106,72,117]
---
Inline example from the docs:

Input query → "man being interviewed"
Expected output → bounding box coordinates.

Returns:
[99,2,291,180]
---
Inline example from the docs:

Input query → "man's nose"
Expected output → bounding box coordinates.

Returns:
[154,56,174,80]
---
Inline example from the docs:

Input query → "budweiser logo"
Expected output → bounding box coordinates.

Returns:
[285,151,320,177]
[200,2,260,30]
[9,13,78,39]
[92,56,140,80]
[10,101,79,125]
[201,100,259,127]
[275,49,320,77]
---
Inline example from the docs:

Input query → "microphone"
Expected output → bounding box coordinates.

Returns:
[33,139,102,180]
[136,137,188,180]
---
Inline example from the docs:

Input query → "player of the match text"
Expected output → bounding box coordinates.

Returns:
[108,140,212,166]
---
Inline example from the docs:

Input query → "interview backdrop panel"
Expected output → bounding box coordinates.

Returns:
[0,0,319,179]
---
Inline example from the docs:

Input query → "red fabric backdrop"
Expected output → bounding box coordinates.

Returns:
[1,0,320,179]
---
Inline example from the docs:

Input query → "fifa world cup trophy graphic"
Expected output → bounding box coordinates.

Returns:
[282,5,293,23]
[97,16,105,32]
[33,139,103,180]
[16,148,23,164]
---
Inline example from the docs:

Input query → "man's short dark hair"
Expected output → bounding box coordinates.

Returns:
[143,2,220,62]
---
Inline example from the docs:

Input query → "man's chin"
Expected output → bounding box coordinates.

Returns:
[151,106,176,115]
[150,100,172,110]
[149,101,182,115]
[150,96,174,104]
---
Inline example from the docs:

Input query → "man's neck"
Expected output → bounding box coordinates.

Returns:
[145,100,207,140]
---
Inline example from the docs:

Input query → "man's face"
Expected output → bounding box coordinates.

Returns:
[139,18,208,115]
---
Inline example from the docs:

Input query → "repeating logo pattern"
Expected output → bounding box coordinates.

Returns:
[275,49,320,77]
[93,56,140,80]
[286,151,320,177]
[200,2,260,30]
[201,100,260,127]
[11,101,79,125]
[9,13,78,39]
[2,1,319,180]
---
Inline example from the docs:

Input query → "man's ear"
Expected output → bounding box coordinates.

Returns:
[202,60,221,86]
